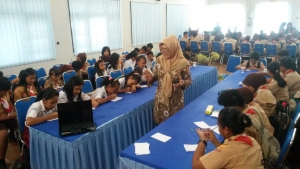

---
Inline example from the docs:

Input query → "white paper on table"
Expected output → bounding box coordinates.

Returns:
[209,125,218,130]
[111,97,122,102]
[134,142,150,155]
[151,132,171,142]
[183,144,198,152]
[213,127,220,134]
[194,121,210,129]
[125,92,132,94]
[47,118,58,122]
[211,111,219,118]
[140,85,148,88]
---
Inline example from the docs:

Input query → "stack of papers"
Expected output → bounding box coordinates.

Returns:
[111,97,122,102]
[194,121,220,134]
[183,144,198,152]
[211,111,219,118]
[134,142,150,155]
[140,85,148,88]
[151,132,171,142]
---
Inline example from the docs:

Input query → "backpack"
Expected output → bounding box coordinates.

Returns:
[270,100,291,145]
[251,108,281,160]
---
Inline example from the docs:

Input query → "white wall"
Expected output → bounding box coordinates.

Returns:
[1,0,188,75]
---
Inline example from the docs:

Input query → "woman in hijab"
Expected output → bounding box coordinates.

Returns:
[147,35,192,124]
[242,73,276,117]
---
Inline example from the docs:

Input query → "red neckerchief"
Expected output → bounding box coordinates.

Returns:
[282,69,294,78]
[233,134,253,146]
[0,98,13,114]
[246,108,256,115]
[27,85,35,96]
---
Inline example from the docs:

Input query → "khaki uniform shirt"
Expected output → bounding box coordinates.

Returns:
[254,85,276,117]
[44,79,64,90]
[267,79,289,102]
[283,70,300,98]
[225,38,237,51]
[200,134,263,169]
[0,93,15,117]
[14,86,39,102]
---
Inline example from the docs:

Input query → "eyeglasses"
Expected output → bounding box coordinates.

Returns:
[161,47,169,53]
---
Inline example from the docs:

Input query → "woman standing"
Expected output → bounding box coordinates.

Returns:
[147,35,192,124]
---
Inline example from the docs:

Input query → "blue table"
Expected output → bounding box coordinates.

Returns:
[119,70,254,169]
[29,66,218,169]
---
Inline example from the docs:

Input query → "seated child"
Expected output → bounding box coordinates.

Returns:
[235,52,265,71]
[91,77,120,105]
[118,72,141,93]
[44,68,64,90]
[95,59,108,78]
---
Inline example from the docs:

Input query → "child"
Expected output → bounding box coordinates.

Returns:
[179,31,190,47]
[44,68,64,90]
[99,46,111,62]
[242,36,252,52]
[72,61,88,80]
[57,76,98,107]
[146,51,156,70]
[118,72,141,93]
[14,68,42,102]
[147,43,153,52]
[123,51,138,69]
[77,52,90,71]
[134,48,140,53]
[135,55,152,83]
[95,59,107,78]
[107,53,123,74]
[235,52,265,71]
[138,46,148,55]
[11,70,25,85]
[91,77,120,105]
[0,77,17,168]
[25,88,59,126]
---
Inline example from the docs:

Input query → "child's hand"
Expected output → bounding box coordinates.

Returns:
[49,112,58,120]
[125,87,131,92]
[147,76,154,87]
[91,99,99,108]
[108,94,117,100]
[131,85,137,92]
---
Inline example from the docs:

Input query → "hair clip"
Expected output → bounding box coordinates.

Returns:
[134,73,140,76]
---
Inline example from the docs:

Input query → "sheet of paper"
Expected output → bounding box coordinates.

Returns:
[125,92,132,94]
[140,85,148,88]
[134,142,150,155]
[183,144,198,152]
[213,127,220,134]
[194,121,210,129]
[151,132,171,142]
[211,111,219,118]
[47,118,58,122]
[111,97,122,102]
[209,125,218,130]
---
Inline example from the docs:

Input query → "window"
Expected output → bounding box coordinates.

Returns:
[68,0,122,54]
[167,4,188,37]
[253,2,291,34]
[0,0,56,68]
[131,2,162,46]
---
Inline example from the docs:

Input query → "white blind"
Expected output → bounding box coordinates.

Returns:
[131,2,162,46]
[68,0,122,54]
[0,0,56,68]
[167,4,188,36]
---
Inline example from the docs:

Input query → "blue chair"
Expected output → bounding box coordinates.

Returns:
[109,70,123,79]
[286,45,297,59]
[266,44,277,58]
[240,43,251,56]
[254,44,264,57]
[87,58,96,66]
[123,67,133,75]
[200,41,210,55]
[82,80,93,94]
[296,43,299,49]
[121,58,126,64]
[152,61,156,69]
[179,40,187,51]
[212,41,221,53]
[190,41,199,53]
[5,74,17,82]
[87,66,96,80]
[62,70,76,84]
[95,76,108,88]
[53,64,63,70]
[259,58,267,67]
[221,43,234,65]
[34,67,47,80]
[122,51,129,55]
[277,128,297,164]
[226,55,241,73]
[15,96,36,140]
[38,76,48,89]
[288,112,300,132]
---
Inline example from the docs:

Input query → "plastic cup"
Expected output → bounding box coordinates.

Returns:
[241,67,245,73]
[193,62,197,67]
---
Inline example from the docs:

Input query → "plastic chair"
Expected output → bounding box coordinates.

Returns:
[190,41,199,53]
[221,43,234,65]
[254,44,264,57]
[87,66,96,80]
[180,40,187,51]
[109,70,123,79]
[53,64,63,70]
[226,55,241,73]
[123,67,133,75]
[286,45,297,59]
[259,58,267,67]
[95,76,108,88]
[82,80,93,94]
[266,44,277,58]
[62,70,76,84]
[200,41,210,56]
[5,74,17,82]
[87,58,96,66]
[212,41,221,53]
[152,61,156,68]
[121,58,126,64]
[15,96,36,143]
[240,43,251,56]
[178,35,182,39]
[277,128,297,164]
[38,76,48,89]
[34,67,47,80]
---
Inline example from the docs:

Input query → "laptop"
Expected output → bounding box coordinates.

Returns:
[57,100,96,136]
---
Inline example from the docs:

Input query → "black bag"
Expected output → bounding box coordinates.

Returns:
[270,100,291,145]
[262,158,289,169]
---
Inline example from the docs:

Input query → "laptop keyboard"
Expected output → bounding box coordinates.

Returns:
[62,122,94,132]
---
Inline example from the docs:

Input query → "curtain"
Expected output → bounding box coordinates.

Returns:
[131,2,162,46]
[0,0,56,68]
[68,0,122,54]
[167,4,188,37]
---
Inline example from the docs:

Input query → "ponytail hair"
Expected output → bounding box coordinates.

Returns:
[126,50,138,60]
[125,71,141,85]
[218,107,252,135]
[100,76,120,88]
[267,62,286,88]
[35,88,59,102]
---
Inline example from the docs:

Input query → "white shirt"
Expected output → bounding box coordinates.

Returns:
[146,58,156,70]
[118,77,126,90]
[95,70,108,78]
[26,100,57,119]
[123,59,136,70]
[58,91,91,103]
[91,86,107,99]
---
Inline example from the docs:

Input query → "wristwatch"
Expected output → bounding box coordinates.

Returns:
[198,139,207,147]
